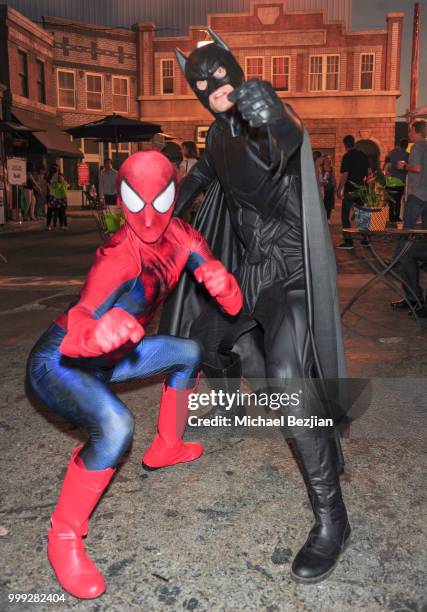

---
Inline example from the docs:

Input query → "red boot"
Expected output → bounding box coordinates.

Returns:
[48,446,115,599]
[142,383,204,470]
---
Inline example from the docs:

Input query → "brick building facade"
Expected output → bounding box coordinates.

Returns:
[138,1,403,170]
[1,1,404,178]
[43,16,139,172]
[0,5,81,171]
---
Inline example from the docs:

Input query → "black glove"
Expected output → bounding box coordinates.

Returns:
[228,79,285,128]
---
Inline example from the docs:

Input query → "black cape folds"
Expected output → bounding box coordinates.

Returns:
[159,129,347,383]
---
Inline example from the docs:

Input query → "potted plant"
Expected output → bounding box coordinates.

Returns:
[349,171,405,231]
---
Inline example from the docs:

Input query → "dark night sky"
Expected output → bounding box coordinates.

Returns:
[352,0,427,115]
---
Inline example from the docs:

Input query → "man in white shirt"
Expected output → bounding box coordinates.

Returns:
[98,158,118,206]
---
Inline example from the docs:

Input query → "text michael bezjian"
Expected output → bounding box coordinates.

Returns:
[187,415,334,428]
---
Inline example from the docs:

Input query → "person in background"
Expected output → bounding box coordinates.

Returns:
[96,165,104,203]
[162,141,183,171]
[34,167,48,219]
[89,184,98,199]
[151,132,166,152]
[320,156,335,222]
[384,138,408,223]
[178,141,199,180]
[391,121,427,310]
[98,158,118,207]
[313,150,324,199]
[396,121,427,229]
[24,162,38,221]
[46,165,67,230]
[337,135,371,250]
[178,141,202,221]
[391,238,427,314]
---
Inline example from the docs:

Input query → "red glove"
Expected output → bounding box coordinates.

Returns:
[60,307,145,358]
[194,260,242,316]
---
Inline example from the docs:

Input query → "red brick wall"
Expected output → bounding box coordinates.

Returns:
[143,3,402,167]
[44,17,138,127]
[304,117,395,173]
[1,8,56,115]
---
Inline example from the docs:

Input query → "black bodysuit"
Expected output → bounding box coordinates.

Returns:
[175,118,313,380]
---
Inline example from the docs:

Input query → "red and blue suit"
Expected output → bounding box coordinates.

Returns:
[27,151,242,600]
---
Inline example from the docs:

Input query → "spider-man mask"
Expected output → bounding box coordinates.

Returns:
[117,151,177,243]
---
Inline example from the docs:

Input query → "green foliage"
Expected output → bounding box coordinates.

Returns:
[104,210,124,233]
[349,171,405,209]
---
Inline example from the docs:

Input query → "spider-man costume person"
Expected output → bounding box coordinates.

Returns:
[27,150,242,600]
[159,30,350,583]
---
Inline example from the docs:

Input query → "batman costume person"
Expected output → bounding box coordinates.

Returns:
[159,30,350,583]
[27,151,242,599]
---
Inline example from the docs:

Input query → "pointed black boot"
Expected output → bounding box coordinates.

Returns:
[290,435,351,584]
[189,352,245,426]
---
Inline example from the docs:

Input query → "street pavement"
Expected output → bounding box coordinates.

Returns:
[0,210,426,612]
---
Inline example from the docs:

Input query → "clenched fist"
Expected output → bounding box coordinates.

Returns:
[194,261,242,316]
[61,307,145,358]
[194,260,231,297]
[228,79,285,128]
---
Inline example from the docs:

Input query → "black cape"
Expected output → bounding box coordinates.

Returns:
[160,129,347,382]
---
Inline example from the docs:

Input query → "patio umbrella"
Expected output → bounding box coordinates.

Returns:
[65,114,161,167]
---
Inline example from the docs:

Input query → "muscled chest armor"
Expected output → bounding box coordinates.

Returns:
[209,123,305,311]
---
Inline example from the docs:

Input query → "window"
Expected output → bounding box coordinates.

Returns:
[57,69,75,108]
[326,55,339,90]
[82,139,101,155]
[360,53,374,90]
[86,73,103,110]
[245,57,264,80]
[161,59,174,94]
[309,55,339,91]
[272,56,290,91]
[18,50,28,97]
[36,60,46,104]
[112,76,129,113]
[108,142,131,166]
[309,56,323,91]
[195,126,210,151]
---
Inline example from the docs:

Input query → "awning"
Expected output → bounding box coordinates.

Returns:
[12,108,82,158]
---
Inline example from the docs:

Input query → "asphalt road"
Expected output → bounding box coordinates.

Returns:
[0,213,425,612]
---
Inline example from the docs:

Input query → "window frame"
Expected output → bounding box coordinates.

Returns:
[85,72,104,111]
[271,55,290,92]
[359,53,375,91]
[195,125,210,148]
[80,138,102,158]
[57,68,76,109]
[245,56,265,81]
[36,59,46,104]
[160,58,175,95]
[108,141,131,156]
[112,75,130,113]
[17,50,29,98]
[308,54,340,92]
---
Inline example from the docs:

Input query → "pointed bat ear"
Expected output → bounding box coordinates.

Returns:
[174,48,188,75]
[207,27,230,52]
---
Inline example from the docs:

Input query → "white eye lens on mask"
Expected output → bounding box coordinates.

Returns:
[213,67,226,79]
[153,181,175,213]
[121,181,145,213]
[196,80,208,91]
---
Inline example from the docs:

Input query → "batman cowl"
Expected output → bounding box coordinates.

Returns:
[175,28,244,117]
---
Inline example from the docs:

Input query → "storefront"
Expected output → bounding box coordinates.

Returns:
[12,108,82,174]
[0,108,81,220]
